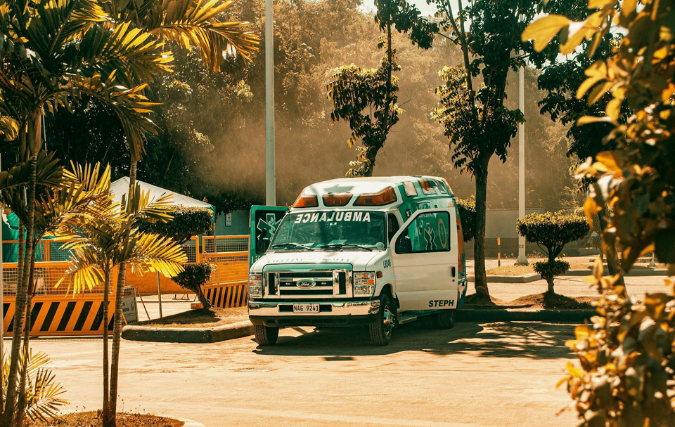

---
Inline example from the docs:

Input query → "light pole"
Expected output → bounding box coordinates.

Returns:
[517,64,528,265]
[265,0,276,206]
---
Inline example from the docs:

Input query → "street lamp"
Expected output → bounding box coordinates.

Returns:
[265,0,276,206]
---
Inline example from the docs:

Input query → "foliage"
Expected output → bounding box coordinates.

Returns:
[327,0,435,176]
[517,211,588,293]
[2,350,67,423]
[524,0,675,424]
[456,196,476,242]
[171,263,214,308]
[327,59,401,176]
[532,260,569,281]
[138,207,213,244]
[430,0,559,300]
[516,211,589,262]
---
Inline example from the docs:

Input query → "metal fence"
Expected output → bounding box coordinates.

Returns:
[1,235,251,297]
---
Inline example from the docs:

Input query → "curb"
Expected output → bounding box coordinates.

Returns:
[122,320,254,343]
[177,417,206,427]
[457,308,595,322]
[468,269,668,282]
[467,273,540,283]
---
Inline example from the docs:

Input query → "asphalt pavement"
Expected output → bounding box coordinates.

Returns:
[28,320,579,427]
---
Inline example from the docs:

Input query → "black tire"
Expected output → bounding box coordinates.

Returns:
[435,310,455,330]
[369,294,395,346]
[255,325,279,345]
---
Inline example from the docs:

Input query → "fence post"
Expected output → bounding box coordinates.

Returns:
[497,237,501,267]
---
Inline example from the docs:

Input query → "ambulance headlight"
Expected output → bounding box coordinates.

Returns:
[353,272,376,297]
[248,273,263,298]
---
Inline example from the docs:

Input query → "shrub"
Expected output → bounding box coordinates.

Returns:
[516,211,589,292]
[139,207,212,244]
[456,196,476,242]
[170,263,214,308]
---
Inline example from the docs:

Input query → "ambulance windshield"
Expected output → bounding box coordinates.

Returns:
[270,211,386,251]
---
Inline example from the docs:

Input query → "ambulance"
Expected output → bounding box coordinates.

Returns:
[247,176,468,346]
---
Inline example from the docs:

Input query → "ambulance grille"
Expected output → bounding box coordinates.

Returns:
[265,270,351,299]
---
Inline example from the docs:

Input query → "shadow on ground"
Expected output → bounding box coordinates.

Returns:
[252,320,575,360]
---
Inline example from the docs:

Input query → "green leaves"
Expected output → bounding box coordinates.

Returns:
[516,210,590,261]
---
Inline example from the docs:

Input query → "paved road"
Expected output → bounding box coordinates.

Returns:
[28,320,579,427]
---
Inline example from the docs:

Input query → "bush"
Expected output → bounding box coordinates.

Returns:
[456,196,476,242]
[139,207,212,244]
[533,260,569,280]
[171,263,214,308]
[517,211,588,292]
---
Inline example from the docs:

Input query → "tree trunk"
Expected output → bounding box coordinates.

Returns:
[195,286,212,309]
[473,160,490,300]
[105,160,137,427]
[102,267,111,422]
[546,276,555,294]
[597,207,626,290]
[4,150,38,427]
[16,251,37,427]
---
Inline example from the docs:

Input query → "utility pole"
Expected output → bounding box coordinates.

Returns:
[265,0,276,206]
[517,65,528,265]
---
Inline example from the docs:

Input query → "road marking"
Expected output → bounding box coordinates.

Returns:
[219,406,504,427]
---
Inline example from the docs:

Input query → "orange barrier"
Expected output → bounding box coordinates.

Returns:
[203,281,247,309]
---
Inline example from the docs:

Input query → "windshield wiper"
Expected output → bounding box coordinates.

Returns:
[269,242,315,251]
[318,243,373,251]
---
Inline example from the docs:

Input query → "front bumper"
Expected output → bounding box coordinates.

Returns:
[248,299,380,327]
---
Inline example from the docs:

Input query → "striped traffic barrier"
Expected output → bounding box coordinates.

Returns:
[203,281,247,309]
[3,295,114,336]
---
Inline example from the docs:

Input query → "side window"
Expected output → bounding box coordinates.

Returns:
[387,214,400,244]
[395,211,451,254]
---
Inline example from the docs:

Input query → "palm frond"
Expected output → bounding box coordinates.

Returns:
[25,0,108,59]
[127,232,186,277]
[2,349,68,423]
[141,0,259,70]
[56,247,105,295]
[68,73,159,162]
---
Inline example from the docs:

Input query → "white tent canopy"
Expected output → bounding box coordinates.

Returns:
[109,177,215,221]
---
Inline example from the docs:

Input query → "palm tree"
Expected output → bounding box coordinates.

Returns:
[57,183,187,426]
[0,2,258,424]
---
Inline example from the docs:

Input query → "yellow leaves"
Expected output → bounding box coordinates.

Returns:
[596,151,622,172]
[521,15,571,52]
[566,361,584,379]
[584,197,600,227]
[576,325,591,340]
[0,116,19,141]
[560,12,606,55]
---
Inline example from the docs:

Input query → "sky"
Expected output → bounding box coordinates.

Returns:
[360,0,440,16]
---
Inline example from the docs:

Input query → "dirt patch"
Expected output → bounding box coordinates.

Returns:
[136,307,248,329]
[465,292,596,310]
[29,412,184,427]
[486,265,534,276]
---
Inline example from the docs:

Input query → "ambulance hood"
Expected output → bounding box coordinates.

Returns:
[252,250,385,272]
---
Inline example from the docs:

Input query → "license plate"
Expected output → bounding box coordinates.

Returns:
[293,304,320,313]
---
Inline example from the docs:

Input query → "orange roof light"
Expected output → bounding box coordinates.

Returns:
[402,181,417,197]
[354,187,397,206]
[419,179,437,195]
[323,193,353,206]
[293,194,318,208]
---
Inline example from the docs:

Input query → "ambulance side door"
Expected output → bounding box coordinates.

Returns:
[390,208,459,311]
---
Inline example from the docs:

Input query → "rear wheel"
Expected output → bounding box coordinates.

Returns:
[435,309,455,330]
[255,325,279,345]
[369,294,395,346]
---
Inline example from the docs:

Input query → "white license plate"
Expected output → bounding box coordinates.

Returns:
[293,304,320,313]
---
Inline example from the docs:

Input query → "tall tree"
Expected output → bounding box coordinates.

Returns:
[327,0,436,176]
[431,0,555,300]
[0,1,258,426]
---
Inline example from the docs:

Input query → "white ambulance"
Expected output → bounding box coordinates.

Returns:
[247,176,468,346]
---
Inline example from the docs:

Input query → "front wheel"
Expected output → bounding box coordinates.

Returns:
[255,325,279,345]
[369,294,395,346]
[435,309,455,330]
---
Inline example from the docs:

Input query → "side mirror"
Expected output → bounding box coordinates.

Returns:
[395,230,412,254]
